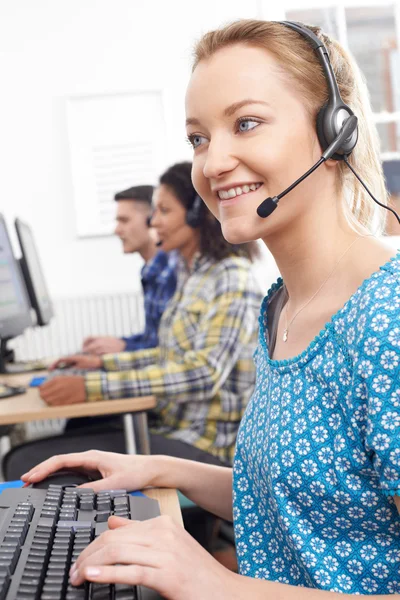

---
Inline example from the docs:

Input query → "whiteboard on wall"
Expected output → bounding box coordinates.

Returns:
[66,91,167,237]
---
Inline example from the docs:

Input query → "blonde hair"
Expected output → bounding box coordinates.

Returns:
[193,20,387,234]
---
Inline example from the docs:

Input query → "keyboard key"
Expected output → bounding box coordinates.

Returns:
[95,512,109,523]
[90,583,112,599]
[114,584,138,599]
[95,523,108,538]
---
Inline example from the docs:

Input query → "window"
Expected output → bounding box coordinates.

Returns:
[285,6,339,38]
[345,5,398,114]
[285,3,400,157]
[284,2,400,234]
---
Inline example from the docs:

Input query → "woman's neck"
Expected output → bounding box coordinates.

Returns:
[179,232,201,268]
[262,202,368,309]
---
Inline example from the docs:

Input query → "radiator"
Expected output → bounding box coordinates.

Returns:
[7,291,144,440]
[10,291,144,361]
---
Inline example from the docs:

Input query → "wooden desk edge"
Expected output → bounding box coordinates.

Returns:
[0,395,156,425]
[144,488,183,526]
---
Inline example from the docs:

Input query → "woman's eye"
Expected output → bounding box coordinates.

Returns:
[237,119,260,133]
[188,134,208,149]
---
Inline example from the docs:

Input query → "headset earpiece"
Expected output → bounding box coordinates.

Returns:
[316,101,358,160]
[186,195,202,228]
[281,21,358,160]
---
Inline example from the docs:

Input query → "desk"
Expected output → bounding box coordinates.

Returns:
[145,488,183,525]
[0,371,156,455]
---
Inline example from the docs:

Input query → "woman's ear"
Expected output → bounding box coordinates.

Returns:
[325,158,340,169]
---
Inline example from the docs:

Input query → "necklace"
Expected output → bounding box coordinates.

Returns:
[282,235,366,343]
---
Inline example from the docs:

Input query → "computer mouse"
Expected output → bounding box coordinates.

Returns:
[29,469,94,489]
[57,361,71,370]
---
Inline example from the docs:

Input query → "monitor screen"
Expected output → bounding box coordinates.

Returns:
[383,160,400,195]
[15,218,54,326]
[0,214,32,339]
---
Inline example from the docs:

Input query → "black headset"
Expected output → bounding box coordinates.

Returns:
[280,21,358,160]
[185,194,202,228]
[146,194,202,229]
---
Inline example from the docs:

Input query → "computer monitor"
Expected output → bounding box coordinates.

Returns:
[383,160,400,235]
[383,160,400,195]
[15,218,54,326]
[0,213,33,372]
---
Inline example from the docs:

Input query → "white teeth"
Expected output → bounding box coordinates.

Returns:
[217,183,262,200]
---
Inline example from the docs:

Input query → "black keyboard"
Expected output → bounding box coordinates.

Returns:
[0,486,161,600]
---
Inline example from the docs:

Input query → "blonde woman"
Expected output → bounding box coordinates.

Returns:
[23,20,400,599]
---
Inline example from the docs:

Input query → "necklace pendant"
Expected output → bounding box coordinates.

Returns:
[283,329,288,342]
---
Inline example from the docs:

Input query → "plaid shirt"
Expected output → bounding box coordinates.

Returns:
[86,254,262,463]
[122,250,177,351]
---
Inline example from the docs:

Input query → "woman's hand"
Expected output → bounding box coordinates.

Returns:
[21,450,163,493]
[49,354,102,370]
[70,515,239,600]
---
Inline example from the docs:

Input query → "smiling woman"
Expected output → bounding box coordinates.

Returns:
[19,18,400,600]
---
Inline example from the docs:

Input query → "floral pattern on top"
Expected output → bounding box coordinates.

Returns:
[233,252,400,594]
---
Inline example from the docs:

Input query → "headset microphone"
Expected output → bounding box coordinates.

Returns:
[257,115,358,219]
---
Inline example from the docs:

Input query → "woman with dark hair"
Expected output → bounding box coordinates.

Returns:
[157,161,258,262]
[7,161,262,476]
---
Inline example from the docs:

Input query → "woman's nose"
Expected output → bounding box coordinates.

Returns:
[203,137,239,180]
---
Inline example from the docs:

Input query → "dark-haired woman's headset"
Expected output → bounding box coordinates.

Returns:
[146,194,202,230]
[257,21,400,225]
[185,194,202,228]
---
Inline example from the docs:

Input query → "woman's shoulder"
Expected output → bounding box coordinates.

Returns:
[211,255,254,279]
[348,251,400,318]
[208,255,263,297]
[337,251,400,358]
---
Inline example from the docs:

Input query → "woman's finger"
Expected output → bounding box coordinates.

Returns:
[21,450,105,482]
[78,564,161,592]
[74,520,165,571]
[71,544,164,586]
[108,516,133,529]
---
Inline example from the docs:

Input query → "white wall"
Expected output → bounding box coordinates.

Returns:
[4,1,395,304]
[1,0,283,300]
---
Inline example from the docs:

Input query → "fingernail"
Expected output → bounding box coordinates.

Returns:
[70,563,77,575]
[86,567,101,578]
[70,569,78,583]
[28,471,37,480]
[21,472,28,479]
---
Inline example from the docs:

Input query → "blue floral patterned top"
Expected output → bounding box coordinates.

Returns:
[233,252,400,595]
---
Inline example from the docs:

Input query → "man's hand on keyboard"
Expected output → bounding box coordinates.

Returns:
[49,354,102,370]
[39,375,86,405]
[83,336,126,355]
[21,450,160,493]
[69,514,237,600]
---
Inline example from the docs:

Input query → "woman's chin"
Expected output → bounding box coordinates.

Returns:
[221,221,258,245]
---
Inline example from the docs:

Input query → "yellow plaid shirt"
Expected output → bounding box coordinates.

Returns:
[86,254,262,463]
